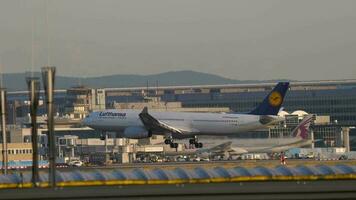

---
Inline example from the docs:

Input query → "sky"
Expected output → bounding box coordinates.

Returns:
[0,0,356,80]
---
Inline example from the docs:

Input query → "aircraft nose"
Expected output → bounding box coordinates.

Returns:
[82,115,92,126]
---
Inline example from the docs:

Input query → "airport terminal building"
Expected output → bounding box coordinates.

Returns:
[7,80,356,125]
[102,80,356,150]
[104,80,356,127]
[6,80,356,153]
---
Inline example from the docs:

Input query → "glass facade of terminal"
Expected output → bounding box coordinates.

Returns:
[7,82,356,131]
[8,82,356,127]
[5,82,355,150]
[313,125,343,148]
[103,83,356,148]
[149,87,356,126]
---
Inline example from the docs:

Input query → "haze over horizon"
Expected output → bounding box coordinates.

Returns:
[1,0,356,81]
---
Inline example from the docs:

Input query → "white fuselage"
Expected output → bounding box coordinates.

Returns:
[198,138,313,156]
[83,109,281,138]
[229,139,313,155]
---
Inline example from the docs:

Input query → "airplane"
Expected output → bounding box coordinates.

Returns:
[83,82,289,148]
[198,114,315,157]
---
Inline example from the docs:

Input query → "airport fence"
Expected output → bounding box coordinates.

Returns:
[0,164,355,188]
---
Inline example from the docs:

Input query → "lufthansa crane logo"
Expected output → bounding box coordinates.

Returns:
[268,91,282,107]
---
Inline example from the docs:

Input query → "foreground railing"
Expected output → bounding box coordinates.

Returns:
[0,164,355,189]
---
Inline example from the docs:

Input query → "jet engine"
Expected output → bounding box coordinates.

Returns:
[122,126,152,139]
[259,115,283,125]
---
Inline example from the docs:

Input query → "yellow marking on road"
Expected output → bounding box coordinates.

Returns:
[0,173,356,189]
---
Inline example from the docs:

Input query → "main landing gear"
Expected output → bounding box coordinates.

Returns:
[164,136,178,148]
[165,136,203,149]
[189,136,203,148]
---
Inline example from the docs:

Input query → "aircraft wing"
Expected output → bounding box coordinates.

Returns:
[208,141,234,153]
[199,142,248,156]
[138,107,193,135]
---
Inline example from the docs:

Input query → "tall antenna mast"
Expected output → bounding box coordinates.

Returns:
[31,1,35,77]
[156,80,158,96]
[146,80,149,97]
[45,0,50,66]
[0,57,3,87]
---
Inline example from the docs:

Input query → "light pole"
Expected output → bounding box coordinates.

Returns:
[41,66,56,188]
[26,77,40,187]
[0,88,8,174]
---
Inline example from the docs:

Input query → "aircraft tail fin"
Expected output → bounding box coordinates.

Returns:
[249,82,289,116]
[291,115,314,139]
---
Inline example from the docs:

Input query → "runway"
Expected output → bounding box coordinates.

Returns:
[6,159,356,175]
[0,180,355,200]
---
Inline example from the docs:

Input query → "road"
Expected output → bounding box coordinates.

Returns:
[0,180,355,200]
[7,159,356,173]
[59,159,356,171]
[59,159,356,169]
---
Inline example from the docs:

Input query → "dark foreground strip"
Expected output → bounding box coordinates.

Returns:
[0,181,356,200]
[0,174,356,189]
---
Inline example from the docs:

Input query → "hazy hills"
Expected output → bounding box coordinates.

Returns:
[0,70,287,91]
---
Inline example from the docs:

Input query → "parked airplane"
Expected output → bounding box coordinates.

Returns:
[83,82,289,148]
[199,115,314,157]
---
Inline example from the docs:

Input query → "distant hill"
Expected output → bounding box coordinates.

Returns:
[0,70,289,91]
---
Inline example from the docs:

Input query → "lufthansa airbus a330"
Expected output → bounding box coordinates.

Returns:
[83,82,289,148]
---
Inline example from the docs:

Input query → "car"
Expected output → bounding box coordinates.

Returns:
[339,155,348,160]
[176,156,188,162]
[68,160,83,167]
[200,157,210,162]
[177,157,186,162]
[192,157,201,162]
